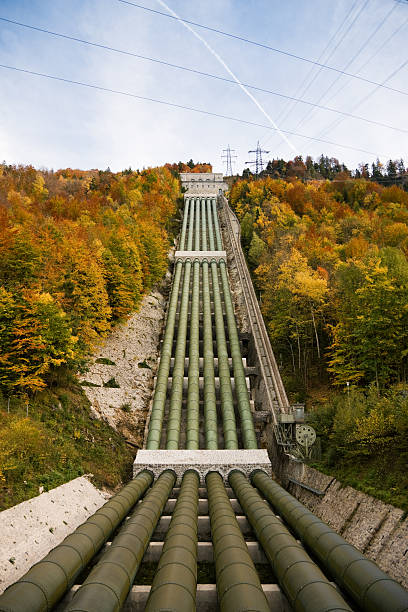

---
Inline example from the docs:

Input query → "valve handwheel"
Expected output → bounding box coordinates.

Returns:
[295,424,316,447]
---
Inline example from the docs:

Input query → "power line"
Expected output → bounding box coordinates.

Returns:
[115,1,408,97]
[291,0,373,134]
[317,56,408,138]
[304,1,399,135]
[261,0,361,149]
[0,62,389,158]
[317,10,408,138]
[1,16,405,135]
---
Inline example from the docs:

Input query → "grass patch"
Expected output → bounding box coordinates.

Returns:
[80,380,100,387]
[309,452,408,511]
[138,360,151,369]
[120,403,132,413]
[103,377,120,388]
[95,357,116,365]
[0,381,134,510]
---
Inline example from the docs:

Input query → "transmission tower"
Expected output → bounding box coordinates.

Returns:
[246,141,270,176]
[221,145,237,176]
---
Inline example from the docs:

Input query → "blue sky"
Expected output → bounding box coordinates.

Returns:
[0,0,407,173]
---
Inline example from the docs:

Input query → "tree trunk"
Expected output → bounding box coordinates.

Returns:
[311,307,321,360]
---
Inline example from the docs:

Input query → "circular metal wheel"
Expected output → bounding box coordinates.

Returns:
[296,424,316,447]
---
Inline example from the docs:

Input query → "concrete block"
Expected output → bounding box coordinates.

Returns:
[133,449,272,484]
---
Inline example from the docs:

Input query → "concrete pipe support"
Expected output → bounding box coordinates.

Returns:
[145,470,199,611]
[252,470,408,612]
[229,471,352,612]
[0,470,153,612]
[65,470,176,612]
[206,471,270,612]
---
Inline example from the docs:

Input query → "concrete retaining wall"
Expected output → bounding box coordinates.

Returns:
[283,460,408,589]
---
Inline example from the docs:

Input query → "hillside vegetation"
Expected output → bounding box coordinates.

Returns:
[0,161,187,508]
[230,169,408,509]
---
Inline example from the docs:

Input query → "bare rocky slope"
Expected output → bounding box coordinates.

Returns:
[79,269,172,446]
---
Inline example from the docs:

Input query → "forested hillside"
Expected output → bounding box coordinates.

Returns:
[0,161,187,508]
[230,170,408,509]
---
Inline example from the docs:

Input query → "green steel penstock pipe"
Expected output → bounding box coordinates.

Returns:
[146,258,183,448]
[219,260,257,448]
[207,199,237,448]
[145,470,199,611]
[65,470,176,612]
[166,199,195,448]
[211,197,257,448]
[202,259,218,449]
[211,259,238,448]
[206,471,270,612]
[229,471,352,612]
[166,259,191,449]
[194,197,200,251]
[251,470,408,612]
[186,199,200,448]
[186,257,200,448]
[146,199,191,448]
[179,198,190,251]
[0,471,153,612]
[202,197,218,448]
[201,197,207,251]
[211,198,223,251]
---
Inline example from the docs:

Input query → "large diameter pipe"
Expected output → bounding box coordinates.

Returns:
[167,261,191,449]
[186,259,200,449]
[147,198,192,448]
[220,260,257,449]
[186,199,200,447]
[65,470,176,612]
[229,471,352,612]
[202,260,218,449]
[167,199,195,449]
[179,198,190,250]
[201,199,218,449]
[211,196,257,448]
[206,198,215,251]
[211,198,223,250]
[251,470,408,612]
[145,470,199,611]
[211,261,238,448]
[201,198,207,251]
[186,197,195,251]
[207,199,237,448]
[146,261,182,448]
[206,471,270,612]
[194,198,200,251]
[0,471,153,612]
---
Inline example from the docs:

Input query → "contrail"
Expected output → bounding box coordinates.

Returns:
[156,0,299,154]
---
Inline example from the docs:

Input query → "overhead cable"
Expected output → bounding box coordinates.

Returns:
[0,16,404,134]
[115,1,408,97]
[0,62,388,158]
